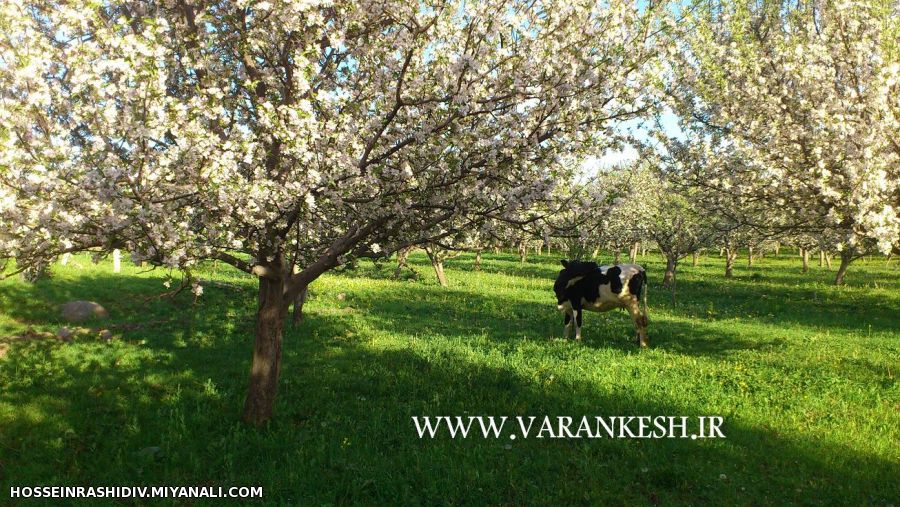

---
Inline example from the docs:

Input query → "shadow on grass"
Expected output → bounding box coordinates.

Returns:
[337,281,782,358]
[1,269,897,505]
[650,276,899,336]
[272,344,898,505]
[0,298,896,505]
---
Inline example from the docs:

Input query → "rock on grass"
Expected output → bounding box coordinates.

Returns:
[59,301,108,323]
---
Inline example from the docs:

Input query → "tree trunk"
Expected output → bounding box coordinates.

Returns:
[394,247,411,279]
[243,276,288,426]
[663,255,676,288]
[629,242,638,263]
[591,247,600,260]
[432,259,448,287]
[801,248,809,273]
[614,250,621,264]
[518,242,527,263]
[291,285,308,327]
[725,248,736,278]
[774,242,780,256]
[747,246,754,267]
[834,251,853,285]
[474,250,482,271]
[819,250,825,267]
[671,261,677,306]
[641,245,647,257]
[113,249,121,273]
[719,248,724,257]
[825,252,832,269]
[426,249,448,287]
[692,252,699,267]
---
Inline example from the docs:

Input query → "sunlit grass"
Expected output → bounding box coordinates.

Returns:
[1,250,898,505]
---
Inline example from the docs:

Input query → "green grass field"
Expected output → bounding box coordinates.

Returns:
[1,250,898,505]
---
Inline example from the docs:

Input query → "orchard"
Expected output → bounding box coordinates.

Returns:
[1,0,897,504]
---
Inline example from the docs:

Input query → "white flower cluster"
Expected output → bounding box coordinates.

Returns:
[0,0,665,281]
[664,0,899,255]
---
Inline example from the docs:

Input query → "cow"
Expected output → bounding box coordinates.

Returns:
[553,259,649,347]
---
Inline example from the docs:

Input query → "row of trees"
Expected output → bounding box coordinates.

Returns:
[2,0,896,425]
[657,0,898,284]
[401,157,891,294]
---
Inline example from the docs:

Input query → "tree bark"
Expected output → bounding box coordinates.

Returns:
[671,262,677,306]
[692,251,699,267]
[834,250,853,285]
[663,255,676,288]
[432,259,448,287]
[725,248,736,278]
[517,241,527,263]
[243,275,288,426]
[426,249,448,287]
[291,285,308,327]
[614,250,621,264]
[629,242,638,263]
[747,246,754,267]
[801,248,809,273]
[394,247,411,279]
[825,252,832,269]
[819,250,825,267]
[474,250,482,271]
[774,242,780,256]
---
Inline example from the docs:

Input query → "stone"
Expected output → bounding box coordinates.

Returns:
[99,329,114,341]
[59,301,108,322]
[57,327,74,341]
[57,326,91,341]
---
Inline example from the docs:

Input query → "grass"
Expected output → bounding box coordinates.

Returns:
[0,250,898,506]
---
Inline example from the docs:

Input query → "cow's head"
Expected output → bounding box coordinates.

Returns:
[554,259,599,305]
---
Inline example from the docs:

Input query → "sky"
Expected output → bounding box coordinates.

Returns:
[581,108,684,174]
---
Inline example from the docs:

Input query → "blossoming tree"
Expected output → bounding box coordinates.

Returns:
[663,0,899,285]
[0,0,668,424]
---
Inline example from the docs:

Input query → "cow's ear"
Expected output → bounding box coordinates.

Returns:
[560,259,569,268]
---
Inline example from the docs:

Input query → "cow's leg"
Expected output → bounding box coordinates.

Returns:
[563,312,572,339]
[574,308,583,341]
[626,299,649,348]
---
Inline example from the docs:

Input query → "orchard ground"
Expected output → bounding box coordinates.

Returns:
[0,250,898,505]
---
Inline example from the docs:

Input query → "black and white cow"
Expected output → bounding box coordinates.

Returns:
[553,260,649,347]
